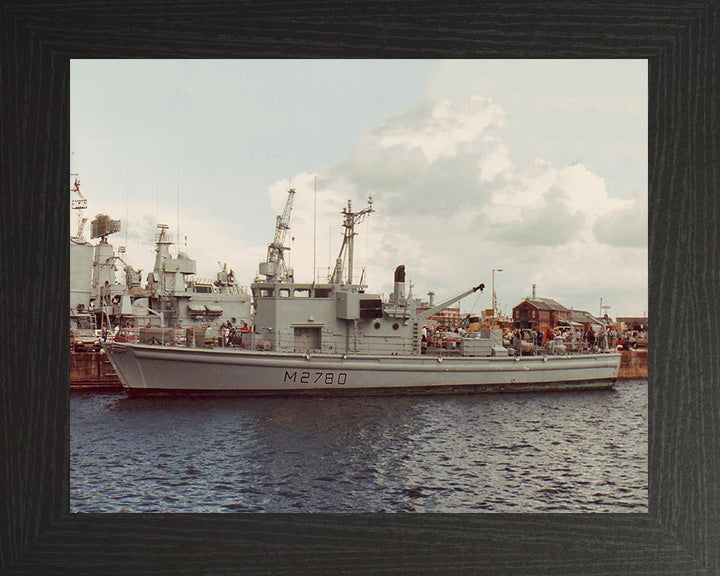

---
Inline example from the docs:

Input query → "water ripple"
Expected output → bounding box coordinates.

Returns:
[71,381,647,513]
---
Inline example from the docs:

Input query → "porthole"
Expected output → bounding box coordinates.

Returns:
[392,323,399,330]
[373,322,381,330]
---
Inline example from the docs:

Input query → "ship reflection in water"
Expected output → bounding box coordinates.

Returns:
[71,381,647,513]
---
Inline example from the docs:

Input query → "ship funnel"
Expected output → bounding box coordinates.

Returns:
[393,265,406,301]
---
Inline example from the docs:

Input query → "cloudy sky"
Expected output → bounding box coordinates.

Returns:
[70,59,647,318]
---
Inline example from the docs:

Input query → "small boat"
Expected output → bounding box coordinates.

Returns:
[104,192,620,396]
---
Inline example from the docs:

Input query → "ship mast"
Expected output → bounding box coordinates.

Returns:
[70,175,88,243]
[330,195,374,285]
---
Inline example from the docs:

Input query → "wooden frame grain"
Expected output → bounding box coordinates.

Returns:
[1,1,717,574]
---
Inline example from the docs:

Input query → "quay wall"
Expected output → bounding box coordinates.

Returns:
[70,351,122,390]
[618,349,648,380]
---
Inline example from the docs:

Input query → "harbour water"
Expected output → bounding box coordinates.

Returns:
[70,380,647,513]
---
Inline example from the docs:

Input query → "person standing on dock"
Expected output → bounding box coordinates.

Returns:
[220,322,230,347]
[585,327,596,351]
[228,322,237,347]
[607,327,616,349]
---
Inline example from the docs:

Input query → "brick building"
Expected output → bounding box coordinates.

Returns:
[512,297,570,329]
[415,305,461,329]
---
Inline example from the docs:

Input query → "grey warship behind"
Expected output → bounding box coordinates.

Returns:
[70,176,252,357]
[103,190,621,396]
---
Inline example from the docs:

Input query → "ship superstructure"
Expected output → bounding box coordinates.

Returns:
[250,193,485,356]
[69,175,251,343]
[130,223,251,331]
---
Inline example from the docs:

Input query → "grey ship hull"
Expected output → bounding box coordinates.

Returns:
[103,342,620,396]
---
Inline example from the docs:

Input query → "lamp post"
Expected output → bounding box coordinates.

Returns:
[601,304,611,322]
[599,297,611,319]
[492,268,503,318]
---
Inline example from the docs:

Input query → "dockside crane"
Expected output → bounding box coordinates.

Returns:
[414,283,485,323]
[259,188,296,282]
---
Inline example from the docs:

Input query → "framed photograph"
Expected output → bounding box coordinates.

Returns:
[68,58,647,516]
[1,2,716,574]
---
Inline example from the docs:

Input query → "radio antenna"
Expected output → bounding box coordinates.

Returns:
[313,175,317,283]
[177,188,180,252]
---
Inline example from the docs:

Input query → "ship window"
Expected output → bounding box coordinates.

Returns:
[373,321,381,330]
[294,289,310,298]
[314,288,331,298]
[392,323,399,330]
[359,298,383,319]
[259,288,274,298]
[279,289,290,298]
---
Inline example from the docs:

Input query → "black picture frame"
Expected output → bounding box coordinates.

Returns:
[1,1,717,574]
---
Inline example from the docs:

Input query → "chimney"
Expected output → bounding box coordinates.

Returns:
[393,265,406,301]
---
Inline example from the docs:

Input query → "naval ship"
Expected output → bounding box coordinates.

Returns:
[103,191,621,396]
[69,176,252,386]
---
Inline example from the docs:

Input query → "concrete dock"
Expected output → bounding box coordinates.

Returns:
[617,349,648,380]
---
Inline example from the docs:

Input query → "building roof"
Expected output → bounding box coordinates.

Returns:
[616,316,648,324]
[616,316,649,328]
[516,297,569,312]
[570,310,604,325]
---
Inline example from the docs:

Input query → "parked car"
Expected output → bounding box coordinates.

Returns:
[70,313,101,352]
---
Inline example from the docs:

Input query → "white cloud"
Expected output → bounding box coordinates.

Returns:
[555,164,618,220]
[593,187,648,248]
[478,141,512,183]
[485,159,558,224]
[75,61,647,317]
[277,93,647,316]
[378,96,506,162]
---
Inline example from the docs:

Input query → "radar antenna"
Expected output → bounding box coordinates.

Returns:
[260,188,296,281]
